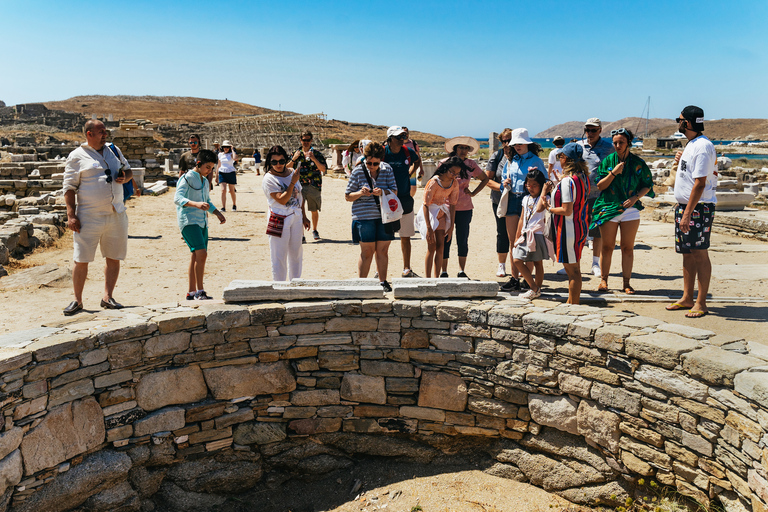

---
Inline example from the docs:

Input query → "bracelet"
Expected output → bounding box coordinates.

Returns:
[610,171,616,177]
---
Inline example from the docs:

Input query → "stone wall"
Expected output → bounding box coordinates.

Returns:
[0,300,766,511]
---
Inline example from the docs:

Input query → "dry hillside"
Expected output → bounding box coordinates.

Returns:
[44,95,278,124]
[538,117,768,141]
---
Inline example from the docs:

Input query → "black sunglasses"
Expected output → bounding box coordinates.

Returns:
[270,158,287,165]
[675,117,685,123]
[585,128,600,134]
[105,169,113,183]
[301,138,312,142]
[500,139,512,144]
[365,160,381,167]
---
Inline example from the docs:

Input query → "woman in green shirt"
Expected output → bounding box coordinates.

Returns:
[591,128,654,294]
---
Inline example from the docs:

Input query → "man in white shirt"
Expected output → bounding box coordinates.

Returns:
[668,105,717,318]
[62,120,132,315]
[547,135,565,180]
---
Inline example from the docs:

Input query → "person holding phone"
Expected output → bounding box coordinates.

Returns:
[289,131,327,241]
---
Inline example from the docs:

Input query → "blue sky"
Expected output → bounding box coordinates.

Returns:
[2,0,766,138]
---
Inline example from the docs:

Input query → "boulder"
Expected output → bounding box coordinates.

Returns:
[576,400,620,453]
[166,452,261,494]
[20,397,104,475]
[0,450,22,496]
[80,481,140,512]
[13,451,132,512]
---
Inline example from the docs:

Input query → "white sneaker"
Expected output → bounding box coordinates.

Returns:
[496,263,506,277]
[520,288,541,300]
[556,268,568,275]
[592,264,601,277]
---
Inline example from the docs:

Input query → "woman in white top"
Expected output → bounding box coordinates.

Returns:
[342,140,362,177]
[215,140,238,211]
[262,145,310,281]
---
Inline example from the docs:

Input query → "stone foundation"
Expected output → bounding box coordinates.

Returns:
[0,299,766,511]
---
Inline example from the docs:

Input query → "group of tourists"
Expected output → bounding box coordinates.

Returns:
[62,105,717,320]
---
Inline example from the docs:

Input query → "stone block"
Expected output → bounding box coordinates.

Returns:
[430,335,472,352]
[578,365,621,386]
[224,280,384,302]
[634,365,709,402]
[133,407,186,437]
[0,428,23,461]
[725,411,762,443]
[291,389,340,406]
[79,348,108,366]
[621,450,654,476]
[734,372,768,405]
[354,405,398,417]
[475,339,513,358]
[594,325,635,352]
[20,397,104,475]
[334,300,363,316]
[203,361,296,399]
[249,303,285,324]
[682,346,763,386]
[326,317,379,332]
[0,350,32,374]
[436,302,469,321]
[468,396,517,418]
[620,437,672,470]
[400,330,429,348]
[214,408,255,429]
[393,300,422,317]
[234,422,287,445]
[528,394,579,434]
[657,323,714,340]
[186,403,226,423]
[352,332,400,347]
[205,306,250,331]
[523,313,574,337]
[49,378,94,407]
[191,331,226,349]
[624,332,700,369]
[225,325,268,342]
[93,369,133,388]
[577,400,620,453]
[392,278,498,299]
[152,310,206,334]
[418,371,467,411]
[556,343,604,364]
[136,366,208,411]
[0,450,23,495]
[400,406,445,422]
[378,317,401,332]
[107,340,142,369]
[590,382,641,415]
[98,320,158,345]
[361,360,413,377]
[27,358,79,381]
[361,299,391,313]
[486,307,524,328]
[288,417,342,435]
[13,396,47,420]
[386,377,419,393]
[296,334,352,346]
[619,421,664,447]
[340,374,386,404]
[278,322,325,336]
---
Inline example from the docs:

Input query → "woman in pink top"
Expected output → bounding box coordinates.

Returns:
[438,136,489,279]
[416,157,462,277]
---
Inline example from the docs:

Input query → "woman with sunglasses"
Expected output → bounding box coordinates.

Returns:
[262,146,310,281]
[342,140,362,177]
[215,140,238,211]
[345,141,397,292]
[484,128,513,278]
[590,128,654,294]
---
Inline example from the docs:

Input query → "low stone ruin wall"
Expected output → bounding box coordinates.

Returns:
[0,300,766,511]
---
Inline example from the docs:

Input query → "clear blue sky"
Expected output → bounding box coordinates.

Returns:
[2,0,766,138]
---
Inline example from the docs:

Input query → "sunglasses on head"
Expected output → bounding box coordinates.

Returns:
[610,128,629,136]
[585,128,600,134]
[270,158,287,165]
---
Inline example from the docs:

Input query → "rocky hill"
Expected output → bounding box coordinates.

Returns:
[537,117,768,141]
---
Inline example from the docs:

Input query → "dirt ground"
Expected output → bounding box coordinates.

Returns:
[2,169,766,341]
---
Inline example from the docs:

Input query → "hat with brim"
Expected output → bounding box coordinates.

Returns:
[553,136,565,143]
[509,128,533,145]
[444,136,480,156]
[562,142,584,163]
[387,126,406,139]
[222,140,232,147]
[584,118,602,127]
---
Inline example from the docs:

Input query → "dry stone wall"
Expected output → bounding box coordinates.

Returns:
[0,299,766,511]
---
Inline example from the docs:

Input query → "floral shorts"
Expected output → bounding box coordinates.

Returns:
[675,203,714,254]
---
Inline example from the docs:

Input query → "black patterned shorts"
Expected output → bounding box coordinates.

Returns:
[675,203,714,253]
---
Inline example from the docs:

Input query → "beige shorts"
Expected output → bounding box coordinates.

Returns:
[303,184,322,212]
[399,210,415,238]
[73,211,129,263]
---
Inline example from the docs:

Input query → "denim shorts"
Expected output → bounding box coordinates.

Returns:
[504,193,525,216]
[352,218,394,243]
[218,172,237,185]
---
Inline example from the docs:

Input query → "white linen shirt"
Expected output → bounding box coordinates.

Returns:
[63,143,130,216]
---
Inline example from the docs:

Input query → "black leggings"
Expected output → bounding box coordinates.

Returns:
[492,203,510,254]
[443,210,473,259]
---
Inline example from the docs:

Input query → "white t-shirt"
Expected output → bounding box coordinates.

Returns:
[521,194,546,233]
[548,147,563,174]
[262,172,303,215]
[674,135,717,204]
[218,151,237,173]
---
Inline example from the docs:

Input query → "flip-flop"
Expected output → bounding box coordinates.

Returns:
[686,310,709,318]
[666,302,691,311]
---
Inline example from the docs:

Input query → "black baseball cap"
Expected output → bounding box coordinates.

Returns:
[681,105,705,131]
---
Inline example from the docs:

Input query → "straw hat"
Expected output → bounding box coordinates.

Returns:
[444,136,480,155]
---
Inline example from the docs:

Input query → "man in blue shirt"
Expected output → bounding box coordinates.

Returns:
[384,126,421,277]
[578,118,615,277]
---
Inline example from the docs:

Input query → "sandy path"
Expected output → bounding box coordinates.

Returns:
[1,170,767,342]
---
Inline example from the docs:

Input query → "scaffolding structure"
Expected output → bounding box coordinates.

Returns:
[200,112,329,150]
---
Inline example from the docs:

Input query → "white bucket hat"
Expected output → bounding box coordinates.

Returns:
[509,128,533,145]
[444,136,480,156]
[221,140,232,147]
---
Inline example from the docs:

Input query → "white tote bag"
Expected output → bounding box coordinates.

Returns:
[380,190,403,223]
[496,187,510,218]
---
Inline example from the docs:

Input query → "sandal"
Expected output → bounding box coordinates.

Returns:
[666,302,692,311]
[686,310,709,318]
[623,281,636,295]
[597,278,609,293]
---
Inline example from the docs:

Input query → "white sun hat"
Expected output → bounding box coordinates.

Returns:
[509,128,533,145]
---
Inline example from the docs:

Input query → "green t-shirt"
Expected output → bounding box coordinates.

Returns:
[590,152,655,230]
